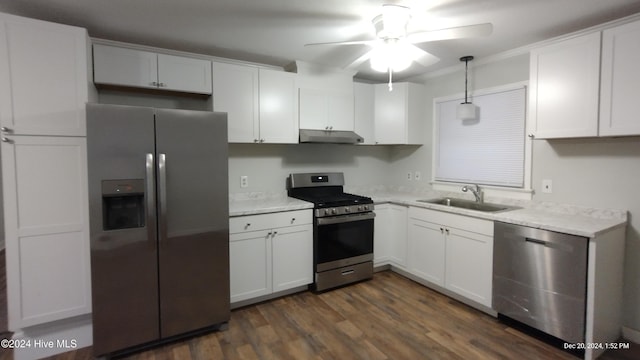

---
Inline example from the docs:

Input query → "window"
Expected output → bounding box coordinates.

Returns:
[433,84,527,188]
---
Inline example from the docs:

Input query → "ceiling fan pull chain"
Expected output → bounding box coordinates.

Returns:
[388,68,393,91]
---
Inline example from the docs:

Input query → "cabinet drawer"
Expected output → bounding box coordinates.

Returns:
[230,209,312,234]
[409,207,493,236]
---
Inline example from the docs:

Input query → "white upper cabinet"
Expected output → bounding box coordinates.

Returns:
[212,62,259,142]
[212,62,298,144]
[374,82,425,145]
[93,44,212,95]
[529,32,601,139]
[354,82,375,145]
[299,88,354,131]
[0,13,91,136]
[599,19,640,136]
[296,67,355,132]
[157,53,212,94]
[258,68,298,143]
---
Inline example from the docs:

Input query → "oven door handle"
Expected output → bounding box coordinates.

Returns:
[317,212,376,226]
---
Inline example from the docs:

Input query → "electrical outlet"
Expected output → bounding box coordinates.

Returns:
[414,171,421,181]
[542,179,552,194]
[240,175,249,188]
[407,172,412,181]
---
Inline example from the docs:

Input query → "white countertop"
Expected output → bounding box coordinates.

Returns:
[229,189,627,238]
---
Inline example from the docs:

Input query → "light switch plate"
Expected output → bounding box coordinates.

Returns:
[240,175,249,188]
[407,172,412,181]
[414,171,421,181]
[542,179,552,193]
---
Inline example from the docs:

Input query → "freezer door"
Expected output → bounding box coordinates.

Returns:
[86,104,160,356]
[155,109,230,337]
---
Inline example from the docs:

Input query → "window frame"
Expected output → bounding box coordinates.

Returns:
[430,81,533,200]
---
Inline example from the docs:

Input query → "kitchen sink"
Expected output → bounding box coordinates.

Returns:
[416,197,518,212]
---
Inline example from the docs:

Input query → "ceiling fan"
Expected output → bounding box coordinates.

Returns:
[305,4,492,85]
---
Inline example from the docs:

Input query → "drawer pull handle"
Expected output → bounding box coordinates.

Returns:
[341,270,355,276]
[244,223,251,229]
[291,218,296,223]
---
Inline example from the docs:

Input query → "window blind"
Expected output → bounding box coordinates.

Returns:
[434,86,526,188]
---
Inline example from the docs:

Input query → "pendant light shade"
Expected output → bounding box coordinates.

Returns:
[457,55,477,120]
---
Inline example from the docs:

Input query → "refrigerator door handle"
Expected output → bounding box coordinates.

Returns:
[158,153,168,243]
[146,153,157,244]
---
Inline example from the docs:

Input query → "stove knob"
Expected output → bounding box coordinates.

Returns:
[331,208,337,215]
[344,207,350,213]
[324,209,330,216]
[363,205,369,211]
[357,206,363,211]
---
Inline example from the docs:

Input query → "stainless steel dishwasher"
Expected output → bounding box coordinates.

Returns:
[493,222,588,343]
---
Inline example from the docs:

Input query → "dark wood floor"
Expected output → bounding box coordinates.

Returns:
[7,270,632,360]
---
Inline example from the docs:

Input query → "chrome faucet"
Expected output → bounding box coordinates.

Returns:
[462,184,483,203]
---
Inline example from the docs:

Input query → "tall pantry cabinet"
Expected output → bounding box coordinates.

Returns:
[0,11,96,337]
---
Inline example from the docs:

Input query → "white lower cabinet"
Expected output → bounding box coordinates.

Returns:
[374,204,408,268]
[408,207,494,307]
[229,210,312,303]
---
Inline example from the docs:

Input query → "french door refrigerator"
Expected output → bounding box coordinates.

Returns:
[86,103,229,356]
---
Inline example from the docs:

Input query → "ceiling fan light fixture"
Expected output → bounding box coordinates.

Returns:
[370,39,412,72]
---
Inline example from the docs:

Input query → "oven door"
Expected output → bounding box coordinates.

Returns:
[315,212,375,272]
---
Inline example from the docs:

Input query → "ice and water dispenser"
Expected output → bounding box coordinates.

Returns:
[101,179,146,230]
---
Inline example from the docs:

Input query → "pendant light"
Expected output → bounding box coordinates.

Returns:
[457,55,477,120]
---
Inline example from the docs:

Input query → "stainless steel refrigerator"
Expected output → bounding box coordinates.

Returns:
[86,103,230,356]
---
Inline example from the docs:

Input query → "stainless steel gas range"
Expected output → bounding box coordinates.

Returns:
[287,172,374,292]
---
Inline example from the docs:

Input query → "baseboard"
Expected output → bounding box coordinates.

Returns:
[622,326,640,344]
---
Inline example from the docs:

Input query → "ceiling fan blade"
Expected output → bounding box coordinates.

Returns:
[345,50,373,70]
[304,39,375,47]
[407,23,493,43]
[405,44,440,68]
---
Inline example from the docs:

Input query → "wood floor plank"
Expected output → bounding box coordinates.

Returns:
[44,270,639,360]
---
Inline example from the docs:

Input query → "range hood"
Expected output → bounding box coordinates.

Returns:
[299,129,364,144]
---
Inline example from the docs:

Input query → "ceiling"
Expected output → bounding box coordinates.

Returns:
[1,0,640,82]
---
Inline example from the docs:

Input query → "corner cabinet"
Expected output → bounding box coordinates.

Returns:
[408,207,494,307]
[374,82,426,145]
[0,12,94,330]
[213,62,298,144]
[229,210,312,304]
[93,44,212,94]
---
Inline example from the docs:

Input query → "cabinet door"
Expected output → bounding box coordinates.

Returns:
[387,205,408,267]
[157,53,212,94]
[373,204,391,266]
[212,62,259,143]
[354,82,375,145]
[600,20,640,136]
[328,92,355,131]
[374,83,407,144]
[2,136,91,328]
[0,17,89,136]
[299,88,329,130]
[259,69,298,143]
[529,32,601,138]
[407,219,445,285]
[229,230,271,303]
[272,224,313,292]
[445,229,493,307]
[93,44,158,91]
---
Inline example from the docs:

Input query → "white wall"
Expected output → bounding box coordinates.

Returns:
[402,53,640,334]
[228,143,392,194]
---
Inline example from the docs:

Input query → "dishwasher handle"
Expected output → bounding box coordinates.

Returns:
[525,237,549,246]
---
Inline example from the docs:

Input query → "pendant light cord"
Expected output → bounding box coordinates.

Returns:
[460,55,474,104]
[464,59,469,103]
